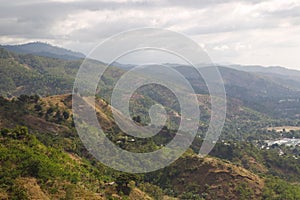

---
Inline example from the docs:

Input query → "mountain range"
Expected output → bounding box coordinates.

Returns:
[2,42,300,119]
[1,42,300,199]
[1,42,85,60]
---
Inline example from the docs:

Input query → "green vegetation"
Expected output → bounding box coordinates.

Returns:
[0,127,107,199]
[263,177,300,200]
[1,95,300,199]
[1,46,300,199]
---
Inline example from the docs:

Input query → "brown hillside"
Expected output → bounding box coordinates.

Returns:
[164,155,264,200]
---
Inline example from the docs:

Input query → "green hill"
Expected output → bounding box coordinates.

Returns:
[0,94,300,199]
[1,44,300,199]
[1,42,85,60]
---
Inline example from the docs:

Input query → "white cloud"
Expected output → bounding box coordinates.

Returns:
[0,0,300,69]
[214,45,229,51]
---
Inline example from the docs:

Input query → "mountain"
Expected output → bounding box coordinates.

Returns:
[173,65,300,118]
[2,45,300,120]
[1,42,85,60]
[0,47,116,97]
[0,127,154,200]
[1,94,300,199]
[228,64,300,78]
[0,48,78,96]
[1,46,300,120]
[2,43,300,199]
[149,155,264,199]
[115,62,300,98]
[0,94,161,199]
[227,64,300,91]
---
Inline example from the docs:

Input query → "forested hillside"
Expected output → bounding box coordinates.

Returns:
[0,93,300,199]
[1,45,300,199]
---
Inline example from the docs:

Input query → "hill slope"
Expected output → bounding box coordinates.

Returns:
[1,42,85,60]
[1,94,300,199]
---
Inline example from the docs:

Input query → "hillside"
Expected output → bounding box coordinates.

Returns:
[174,65,300,118]
[228,64,300,83]
[112,61,300,119]
[1,94,300,199]
[0,126,158,200]
[1,44,300,199]
[2,46,300,119]
[146,154,264,200]
[1,42,85,60]
[0,125,270,200]
[0,48,78,96]
[0,47,118,98]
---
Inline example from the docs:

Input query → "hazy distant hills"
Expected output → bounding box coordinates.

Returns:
[111,62,300,118]
[0,42,85,60]
[227,64,300,90]
[174,65,300,118]
[0,47,80,96]
[228,64,300,78]
[1,42,300,118]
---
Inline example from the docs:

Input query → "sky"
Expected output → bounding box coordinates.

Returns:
[0,0,300,69]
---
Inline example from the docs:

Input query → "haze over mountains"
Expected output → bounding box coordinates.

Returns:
[1,42,300,119]
[1,42,85,60]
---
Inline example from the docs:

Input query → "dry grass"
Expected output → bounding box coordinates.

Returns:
[16,177,50,200]
[168,155,264,200]
[266,126,300,132]
[129,188,153,200]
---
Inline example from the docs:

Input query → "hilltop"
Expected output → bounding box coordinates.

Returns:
[1,42,85,60]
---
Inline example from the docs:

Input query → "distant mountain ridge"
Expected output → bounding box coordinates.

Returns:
[224,64,300,92]
[1,42,85,60]
[1,43,300,118]
[227,64,300,76]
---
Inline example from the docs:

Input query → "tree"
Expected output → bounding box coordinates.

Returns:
[55,110,63,123]
[46,107,54,115]
[133,116,141,123]
[116,174,137,195]
[13,126,29,139]
[34,104,42,111]
[18,94,30,103]
[63,111,69,120]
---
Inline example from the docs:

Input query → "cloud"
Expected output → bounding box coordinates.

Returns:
[0,0,300,69]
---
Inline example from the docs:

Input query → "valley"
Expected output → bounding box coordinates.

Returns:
[0,43,300,199]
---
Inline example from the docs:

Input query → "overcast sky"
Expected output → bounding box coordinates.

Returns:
[0,0,300,69]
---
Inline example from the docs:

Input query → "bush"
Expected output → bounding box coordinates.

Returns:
[140,183,163,200]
